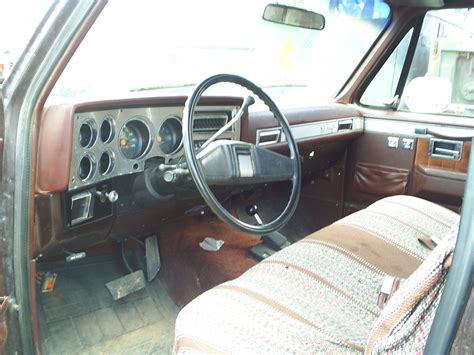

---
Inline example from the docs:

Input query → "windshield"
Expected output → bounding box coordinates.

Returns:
[0,1,52,83]
[51,0,391,109]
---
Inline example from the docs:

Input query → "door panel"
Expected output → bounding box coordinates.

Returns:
[411,139,470,206]
[344,116,472,214]
[344,131,416,213]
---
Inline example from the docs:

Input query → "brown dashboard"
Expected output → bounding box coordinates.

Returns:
[34,96,363,256]
[36,96,244,193]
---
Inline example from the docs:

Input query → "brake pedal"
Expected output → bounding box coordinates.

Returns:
[106,270,146,300]
[145,235,161,282]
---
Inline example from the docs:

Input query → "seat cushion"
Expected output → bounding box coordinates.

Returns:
[175,242,382,353]
[174,196,459,354]
[335,195,458,263]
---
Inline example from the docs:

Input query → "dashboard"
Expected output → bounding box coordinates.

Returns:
[35,96,363,256]
[69,103,241,191]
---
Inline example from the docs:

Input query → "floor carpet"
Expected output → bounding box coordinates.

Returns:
[158,215,259,307]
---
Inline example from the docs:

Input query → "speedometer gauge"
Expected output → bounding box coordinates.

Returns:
[119,119,151,159]
[158,117,183,155]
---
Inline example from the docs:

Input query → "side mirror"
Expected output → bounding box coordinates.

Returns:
[402,76,452,113]
[262,4,325,31]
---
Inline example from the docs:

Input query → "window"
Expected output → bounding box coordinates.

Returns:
[360,29,412,107]
[400,8,474,117]
[360,8,474,118]
[50,0,391,110]
[0,1,53,83]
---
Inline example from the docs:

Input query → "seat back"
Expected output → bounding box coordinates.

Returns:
[365,220,459,354]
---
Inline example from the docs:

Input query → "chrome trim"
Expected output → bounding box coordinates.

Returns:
[256,117,363,146]
[118,116,153,160]
[99,150,115,176]
[69,105,240,191]
[78,119,97,148]
[158,116,183,156]
[428,138,463,161]
[77,153,96,181]
[100,115,116,143]
[256,128,281,146]
[70,191,93,226]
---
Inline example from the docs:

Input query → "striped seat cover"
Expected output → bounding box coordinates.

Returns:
[174,196,459,354]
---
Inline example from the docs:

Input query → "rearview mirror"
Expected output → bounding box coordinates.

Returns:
[263,4,325,31]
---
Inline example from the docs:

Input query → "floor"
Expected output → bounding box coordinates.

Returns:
[158,215,260,307]
[236,195,317,243]
[37,256,179,355]
[156,193,329,308]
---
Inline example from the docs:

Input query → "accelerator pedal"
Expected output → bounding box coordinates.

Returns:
[248,243,277,261]
[262,232,290,251]
[145,235,161,282]
[106,270,146,301]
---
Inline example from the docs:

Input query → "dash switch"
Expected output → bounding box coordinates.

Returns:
[401,138,414,150]
[387,136,399,149]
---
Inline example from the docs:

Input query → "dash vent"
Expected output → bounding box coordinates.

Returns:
[338,119,353,131]
[193,112,231,132]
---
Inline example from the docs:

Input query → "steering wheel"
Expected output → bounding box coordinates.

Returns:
[183,74,301,234]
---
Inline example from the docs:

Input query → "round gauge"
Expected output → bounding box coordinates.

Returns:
[158,117,183,155]
[100,116,115,143]
[99,151,115,175]
[119,119,151,159]
[79,120,97,148]
[78,154,96,181]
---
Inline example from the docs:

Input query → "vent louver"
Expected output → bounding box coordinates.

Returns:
[193,112,231,132]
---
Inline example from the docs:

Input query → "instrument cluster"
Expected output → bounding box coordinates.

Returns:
[69,104,240,191]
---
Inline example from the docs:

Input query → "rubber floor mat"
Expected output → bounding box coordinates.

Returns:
[37,256,179,354]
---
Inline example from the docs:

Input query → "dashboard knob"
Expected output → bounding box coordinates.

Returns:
[163,171,176,183]
[106,190,119,203]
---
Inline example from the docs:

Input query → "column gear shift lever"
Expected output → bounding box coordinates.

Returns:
[245,204,263,225]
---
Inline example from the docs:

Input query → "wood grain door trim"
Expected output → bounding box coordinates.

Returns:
[415,139,471,173]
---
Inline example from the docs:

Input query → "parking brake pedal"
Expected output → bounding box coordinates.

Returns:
[145,235,161,282]
[64,250,86,263]
[106,270,146,301]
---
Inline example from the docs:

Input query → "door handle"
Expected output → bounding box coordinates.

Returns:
[433,147,460,159]
[429,139,463,161]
